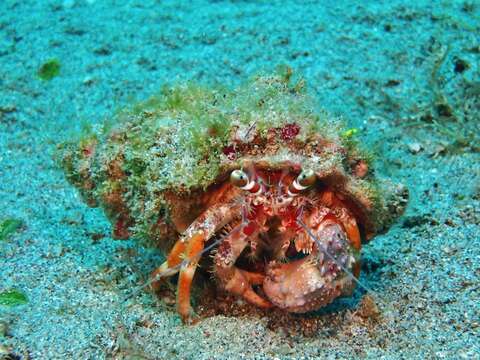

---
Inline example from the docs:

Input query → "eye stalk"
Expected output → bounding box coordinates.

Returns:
[297,169,316,187]
[230,169,263,194]
[288,169,316,196]
[230,169,249,188]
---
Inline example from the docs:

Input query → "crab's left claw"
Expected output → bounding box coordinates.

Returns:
[263,218,358,313]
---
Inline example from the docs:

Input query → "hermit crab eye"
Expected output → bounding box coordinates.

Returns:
[230,169,249,188]
[288,169,316,197]
[297,169,316,187]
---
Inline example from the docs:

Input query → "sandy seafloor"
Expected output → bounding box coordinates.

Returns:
[0,0,479,359]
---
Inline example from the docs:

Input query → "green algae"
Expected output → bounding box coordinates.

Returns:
[37,59,61,80]
[341,128,359,140]
[0,218,23,242]
[90,75,328,193]
[0,289,28,306]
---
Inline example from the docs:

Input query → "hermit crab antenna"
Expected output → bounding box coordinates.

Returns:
[296,218,386,307]
[276,168,290,195]
[287,169,316,197]
[230,169,263,195]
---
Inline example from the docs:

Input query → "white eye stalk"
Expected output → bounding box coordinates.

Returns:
[288,169,316,197]
[230,169,249,188]
[230,170,262,195]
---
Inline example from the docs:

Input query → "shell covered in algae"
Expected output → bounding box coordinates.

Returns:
[60,74,408,252]
[61,76,408,247]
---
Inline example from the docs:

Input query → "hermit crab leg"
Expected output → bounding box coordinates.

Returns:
[150,240,187,290]
[151,201,241,282]
[176,233,207,323]
[124,228,232,304]
[178,203,246,323]
[214,222,272,309]
[149,201,242,323]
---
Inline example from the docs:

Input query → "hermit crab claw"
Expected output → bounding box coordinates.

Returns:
[263,220,357,313]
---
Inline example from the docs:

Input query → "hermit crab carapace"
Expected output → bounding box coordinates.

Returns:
[60,74,408,324]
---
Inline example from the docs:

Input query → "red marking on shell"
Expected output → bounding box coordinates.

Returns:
[222,145,236,160]
[243,222,257,236]
[82,144,95,157]
[280,123,300,141]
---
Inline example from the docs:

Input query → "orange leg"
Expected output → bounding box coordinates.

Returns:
[150,240,186,292]
[152,201,242,324]
[177,232,206,324]
[223,267,272,309]
[240,269,265,285]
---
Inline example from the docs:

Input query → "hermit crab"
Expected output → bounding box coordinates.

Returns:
[60,74,407,324]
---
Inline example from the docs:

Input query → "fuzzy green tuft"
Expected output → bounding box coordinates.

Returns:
[0,218,23,241]
[37,59,61,80]
[0,289,28,306]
